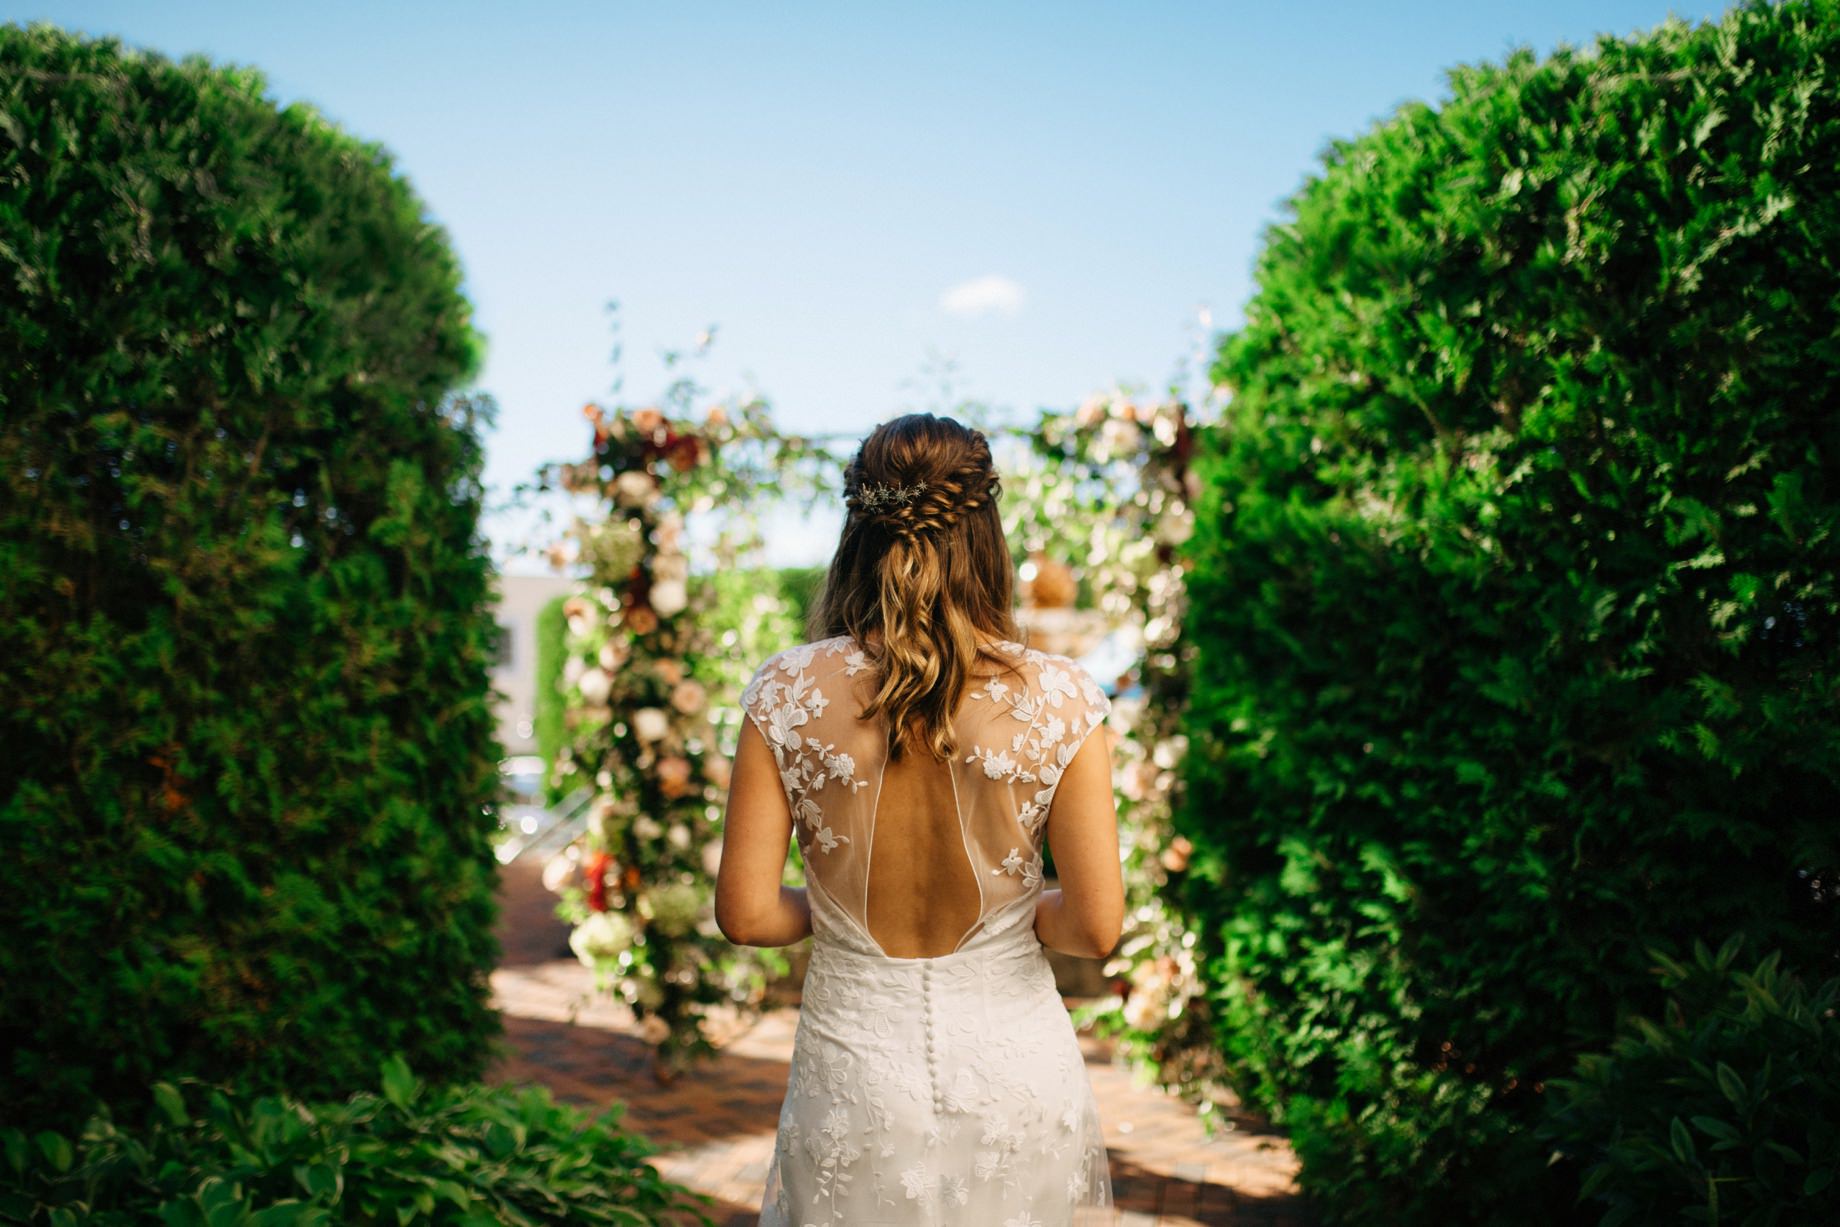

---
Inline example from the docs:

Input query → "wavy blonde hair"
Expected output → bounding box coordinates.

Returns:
[807,413,1025,762]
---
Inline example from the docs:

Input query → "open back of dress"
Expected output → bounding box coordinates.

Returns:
[740,634,1114,961]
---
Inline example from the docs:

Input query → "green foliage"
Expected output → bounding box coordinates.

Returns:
[1538,934,1840,1226]
[532,593,571,807]
[1182,1,1840,1220]
[693,564,810,702]
[0,25,504,1129]
[0,1055,708,1225]
[772,565,826,633]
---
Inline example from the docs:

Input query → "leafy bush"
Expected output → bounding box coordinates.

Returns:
[0,1055,707,1226]
[1180,0,1840,1220]
[533,593,572,807]
[0,24,504,1129]
[1539,935,1840,1226]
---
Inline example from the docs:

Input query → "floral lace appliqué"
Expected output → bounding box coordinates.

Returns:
[743,645,869,856]
[964,649,1110,879]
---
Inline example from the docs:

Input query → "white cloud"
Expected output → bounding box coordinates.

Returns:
[939,274,1025,319]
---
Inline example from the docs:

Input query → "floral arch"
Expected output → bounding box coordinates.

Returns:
[531,371,1222,1107]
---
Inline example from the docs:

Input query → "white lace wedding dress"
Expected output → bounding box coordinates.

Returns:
[740,635,1118,1227]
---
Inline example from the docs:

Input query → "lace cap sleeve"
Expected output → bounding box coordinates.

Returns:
[1058,656,1114,767]
[1019,653,1114,837]
[738,651,782,748]
[735,641,863,855]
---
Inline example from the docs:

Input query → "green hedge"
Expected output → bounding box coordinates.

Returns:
[532,593,570,807]
[0,1055,706,1225]
[1538,935,1840,1225]
[1180,0,1840,1221]
[0,25,505,1130]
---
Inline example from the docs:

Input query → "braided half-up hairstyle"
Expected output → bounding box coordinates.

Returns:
[808,413,1026,762]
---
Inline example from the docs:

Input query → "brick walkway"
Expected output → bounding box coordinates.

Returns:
[486,861,1313,1226]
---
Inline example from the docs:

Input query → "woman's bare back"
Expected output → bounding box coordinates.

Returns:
[731,634,1115,961]
[864,745,983,957]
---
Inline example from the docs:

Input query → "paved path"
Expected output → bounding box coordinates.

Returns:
[486,861,1314,1226]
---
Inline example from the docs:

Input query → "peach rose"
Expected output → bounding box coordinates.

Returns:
[670,679,707,715]
[656,755,693,798]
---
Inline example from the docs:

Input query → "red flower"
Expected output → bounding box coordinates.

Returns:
[664,433,704,473]
[584,850,613,912]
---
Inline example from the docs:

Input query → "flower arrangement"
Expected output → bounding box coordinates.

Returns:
[544,391,805,1077]
[535,343,1217,1097]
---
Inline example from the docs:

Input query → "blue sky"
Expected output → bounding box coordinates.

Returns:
[21,1,1731,569]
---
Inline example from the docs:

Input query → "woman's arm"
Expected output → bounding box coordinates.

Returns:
[1035,725,1124,960]
[714,714,812,947]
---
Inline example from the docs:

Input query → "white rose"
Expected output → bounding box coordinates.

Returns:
[1154,512,1194,547]
[632,707,670,743]
[541,851,576,894]
[568,910,634,965]
[634,815,665,842]
[577,667,613,706]
[667,822,691,851]
[613,470,657,508]
[1122,988,1162,1032]
[649,578,688,617]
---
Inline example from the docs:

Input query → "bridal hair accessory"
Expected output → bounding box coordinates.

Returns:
[853,479,929,511]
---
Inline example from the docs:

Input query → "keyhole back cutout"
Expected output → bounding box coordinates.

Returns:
[863,738,983,959]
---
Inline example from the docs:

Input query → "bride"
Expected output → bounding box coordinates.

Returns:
[717,412,1122,1226]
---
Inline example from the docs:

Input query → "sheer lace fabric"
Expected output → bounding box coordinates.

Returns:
[741,635,1118,1226]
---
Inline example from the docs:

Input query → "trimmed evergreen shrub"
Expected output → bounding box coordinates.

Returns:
[532,593,570,807]
[1181,0,1840,1220]
[0,25,505,1129]
[1538,934,1840,1226]
[0,1055,707,1225]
